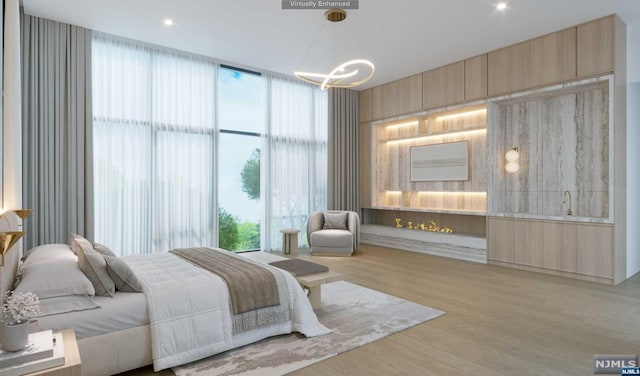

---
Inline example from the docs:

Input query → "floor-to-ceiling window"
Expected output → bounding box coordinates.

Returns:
[218,66,266,251]
[92,34,327,255]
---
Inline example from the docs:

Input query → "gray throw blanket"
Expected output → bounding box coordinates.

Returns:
[170,247,280,314]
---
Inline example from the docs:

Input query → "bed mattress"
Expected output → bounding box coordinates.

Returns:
[34,291,148,339]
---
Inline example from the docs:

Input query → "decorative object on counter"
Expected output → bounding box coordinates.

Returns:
[505,147,520,173]
[0,292,40,352]
[406,222,413,229]
[395,218,403,228]
[426,220,454,234]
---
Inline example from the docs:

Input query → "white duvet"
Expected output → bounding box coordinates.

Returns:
[126,251,330,371]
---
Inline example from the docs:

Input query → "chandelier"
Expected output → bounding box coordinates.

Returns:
[294,9,374,90]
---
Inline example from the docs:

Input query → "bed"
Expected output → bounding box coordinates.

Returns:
[2,238,330,376]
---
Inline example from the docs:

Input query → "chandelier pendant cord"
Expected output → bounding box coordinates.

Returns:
[294,9,374,90]
[295,19,329,72]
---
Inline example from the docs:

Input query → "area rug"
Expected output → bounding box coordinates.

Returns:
[173,281,445,376]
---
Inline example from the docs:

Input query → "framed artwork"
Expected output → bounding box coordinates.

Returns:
[410,141,469,181]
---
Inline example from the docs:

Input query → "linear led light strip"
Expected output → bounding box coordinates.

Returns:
[435,108,487,121]
[385,191,486,195]
[385,121,419,130]
[386,128,486,144]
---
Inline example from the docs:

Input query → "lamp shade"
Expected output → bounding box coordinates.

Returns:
[505,162,520,173]
[505,148,520,162]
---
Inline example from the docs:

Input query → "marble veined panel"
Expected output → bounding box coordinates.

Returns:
[576,87,609,192]
[489,81,609,218]
[541,190,609,218]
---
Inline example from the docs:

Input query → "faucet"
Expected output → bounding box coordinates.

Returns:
[562,191,573,216]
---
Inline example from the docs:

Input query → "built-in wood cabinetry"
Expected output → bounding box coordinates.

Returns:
[487,217,614,284]
[513,219,544,268]
[371,74,422,120]
[422,61,465,110]
[486,217,513,263]
[576,223,614,279]
[357,14,626,284]
[359,123,373,209]
[542,222,576,272]
[488,27,576,96]
[464,55,488,101]
[421,56,488,110]
[577,16,615,77]
[359,88,372,123]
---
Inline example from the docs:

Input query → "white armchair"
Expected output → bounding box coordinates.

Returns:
[306,211,360,256]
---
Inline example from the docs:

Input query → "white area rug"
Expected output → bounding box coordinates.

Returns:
[173,281,445,376]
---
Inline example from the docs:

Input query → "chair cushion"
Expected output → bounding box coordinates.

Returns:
[311,229,353,248]
[323,212,348,230]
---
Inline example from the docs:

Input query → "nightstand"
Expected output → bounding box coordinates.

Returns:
[27,329,81,376]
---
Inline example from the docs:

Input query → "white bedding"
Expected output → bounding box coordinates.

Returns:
[126,251,330,371]
[33,250,330,372]
[34,292,148,339]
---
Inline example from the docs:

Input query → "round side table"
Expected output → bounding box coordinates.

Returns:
[281,229,300,255]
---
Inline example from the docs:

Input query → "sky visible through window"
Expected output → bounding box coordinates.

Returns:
[218,67,265,251]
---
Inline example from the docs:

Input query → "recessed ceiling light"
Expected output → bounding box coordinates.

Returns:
[496,2,507,10]
[163,18,174,26]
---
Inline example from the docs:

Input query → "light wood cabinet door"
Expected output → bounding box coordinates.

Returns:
[487,217,514,263]
[465,54,488,101]
[359,89,372,123]
[371,74,422,120]
[488,40,532,96]
[531,27,576,87]
[543,221,577,272]
[577,16,614,77]
[422,61,465,110]
[513,219,544,267]
[359,123,373,208]
[576,223,613,278]
[488,28,576,96]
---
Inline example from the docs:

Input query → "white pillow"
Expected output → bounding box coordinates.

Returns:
[323,212,348,230]
[14,259,95,298]
[38,295,100,317]
[22,244,77,265]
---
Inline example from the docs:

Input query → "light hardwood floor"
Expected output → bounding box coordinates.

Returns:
[122,244,640,375]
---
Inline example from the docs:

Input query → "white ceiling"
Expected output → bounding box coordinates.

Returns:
[21,0,640,90]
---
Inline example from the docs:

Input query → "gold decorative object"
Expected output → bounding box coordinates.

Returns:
[0,231,24,266]
[407,222,413,229]
[395,218,403,228]
[13,209,33,221]
[419,223,426,230]
[423,220,454,234]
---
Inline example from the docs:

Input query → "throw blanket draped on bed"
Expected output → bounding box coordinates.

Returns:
[170,247,280,314]
[126,250,331,371]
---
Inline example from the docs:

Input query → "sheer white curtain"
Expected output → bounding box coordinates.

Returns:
[267,77,328,250]
[93,35,216,255]
[93,34,327,255]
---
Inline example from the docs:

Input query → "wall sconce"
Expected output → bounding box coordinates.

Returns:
[505,147,520,173]
[0,209,32,266]
[0,232,24,266]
